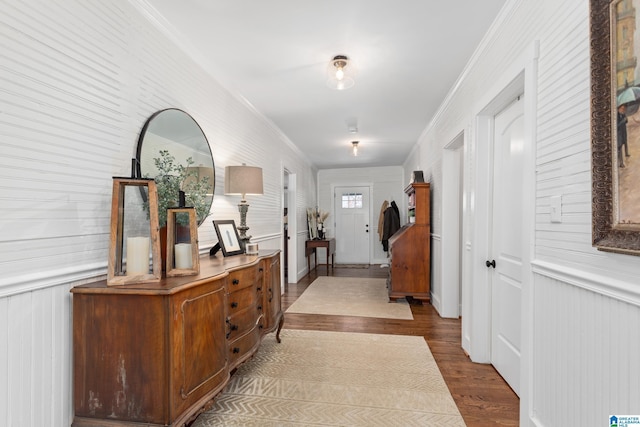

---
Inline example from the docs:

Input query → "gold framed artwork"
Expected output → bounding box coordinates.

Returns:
[590,0,640,255]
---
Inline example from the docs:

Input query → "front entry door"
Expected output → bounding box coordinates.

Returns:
[334,186,370,264]
[490,95,524,396]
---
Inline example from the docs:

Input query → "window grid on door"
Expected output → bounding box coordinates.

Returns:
[341,193,363,209]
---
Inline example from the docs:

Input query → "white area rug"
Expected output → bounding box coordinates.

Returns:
[192,330,465,426]
[285,276,413,320]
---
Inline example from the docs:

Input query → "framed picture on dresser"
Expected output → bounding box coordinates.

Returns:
[213,220,243,256]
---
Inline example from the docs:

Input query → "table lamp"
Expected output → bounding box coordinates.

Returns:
[224,164,263,249]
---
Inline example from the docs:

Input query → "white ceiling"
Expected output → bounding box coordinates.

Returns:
[145,0,506,169]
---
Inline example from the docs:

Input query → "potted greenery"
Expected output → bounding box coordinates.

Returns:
[408,208,416,223]
[144,149,212,227]
[143,150,212,266]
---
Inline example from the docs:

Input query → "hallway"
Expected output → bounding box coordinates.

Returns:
[282,266,519,427]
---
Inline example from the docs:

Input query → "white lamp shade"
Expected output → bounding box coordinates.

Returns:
[224,165,264,196]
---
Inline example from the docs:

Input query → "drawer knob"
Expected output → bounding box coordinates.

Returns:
[233,347,240,354]
[230,302,238,308]
[232,279,240,285]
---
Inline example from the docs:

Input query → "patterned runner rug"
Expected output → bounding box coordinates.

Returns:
[285,276,413,320]
[192,329,466,426]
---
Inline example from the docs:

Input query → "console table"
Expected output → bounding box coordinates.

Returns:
[306,238,335,274]
[71,250,283,427]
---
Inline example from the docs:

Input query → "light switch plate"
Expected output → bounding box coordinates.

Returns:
[550,195,562,223]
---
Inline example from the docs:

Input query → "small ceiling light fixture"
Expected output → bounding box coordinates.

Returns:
[327,55,355,90]
[346,117,358,134]
[351,141,359,156]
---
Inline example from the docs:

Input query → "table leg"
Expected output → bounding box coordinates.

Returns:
[324,248,328,275]
[275,313,284,343]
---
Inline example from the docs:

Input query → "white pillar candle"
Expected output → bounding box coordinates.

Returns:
[126,236,150,276]
[174,243,193,269]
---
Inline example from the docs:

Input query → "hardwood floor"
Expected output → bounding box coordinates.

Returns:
[282,265,520,427]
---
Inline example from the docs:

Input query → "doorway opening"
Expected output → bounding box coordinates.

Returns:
[441,133,464,319]
[283,169,297,283]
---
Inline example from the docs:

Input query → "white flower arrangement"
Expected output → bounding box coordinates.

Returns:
[307,208,330,239]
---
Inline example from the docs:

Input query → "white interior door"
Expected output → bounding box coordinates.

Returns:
[334,186,370,264]
[490,95,524,396]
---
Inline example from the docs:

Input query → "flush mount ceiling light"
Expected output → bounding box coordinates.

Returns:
[351,141,359,156]
[346,117,358,134]
[327,55,355,90]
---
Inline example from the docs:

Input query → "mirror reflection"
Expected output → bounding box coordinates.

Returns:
[136,108,214,227]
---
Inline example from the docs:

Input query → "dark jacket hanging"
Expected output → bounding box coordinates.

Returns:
[381,201,401,251]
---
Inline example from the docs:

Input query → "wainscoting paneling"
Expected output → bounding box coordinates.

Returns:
[430,234,442,313]
[533,270,640,425]
[0,285,73,427]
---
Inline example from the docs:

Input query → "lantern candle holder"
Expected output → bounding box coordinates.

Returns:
[166,206,200,277]
[107,177,161,286]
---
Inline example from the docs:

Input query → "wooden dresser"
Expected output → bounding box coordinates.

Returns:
[71,250,283,427]
[388,183,431,302]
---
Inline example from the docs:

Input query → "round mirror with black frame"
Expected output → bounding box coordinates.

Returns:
[136,108,215,228]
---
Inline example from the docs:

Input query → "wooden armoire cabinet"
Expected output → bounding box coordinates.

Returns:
[71,250,283,427]
[387,182,431,302]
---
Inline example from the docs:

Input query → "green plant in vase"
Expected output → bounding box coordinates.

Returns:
[408,208,415,223]
[144,150,211,227]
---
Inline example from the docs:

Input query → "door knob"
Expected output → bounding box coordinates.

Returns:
[486,260,496,268]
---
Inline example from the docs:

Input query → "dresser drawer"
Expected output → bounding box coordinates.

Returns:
[228,285,258,315]
[226,305,259,340]
[228,323,262,366]
[227,264,260,292]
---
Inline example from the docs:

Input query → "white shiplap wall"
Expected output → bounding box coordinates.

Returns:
[0,0,316,425]
[410,0,640,425]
